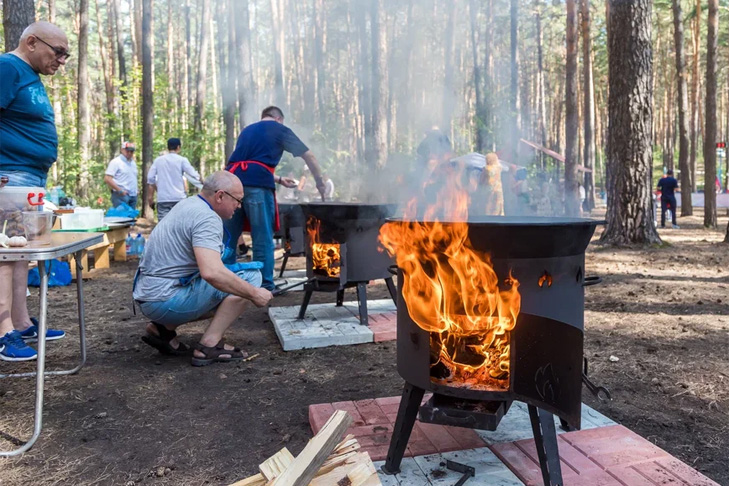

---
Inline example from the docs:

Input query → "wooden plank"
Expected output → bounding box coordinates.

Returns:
[272,410,353,486]
[94,246,110,269]
[113,239,127,261]
[228,473,267,486]
[309,452,381,486]
[259,447,295,481]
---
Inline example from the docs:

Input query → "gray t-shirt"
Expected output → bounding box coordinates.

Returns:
[133,196,223,302]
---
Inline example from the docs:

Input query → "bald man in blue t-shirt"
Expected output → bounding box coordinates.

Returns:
[224,106,325,291]
[0,22,69,361]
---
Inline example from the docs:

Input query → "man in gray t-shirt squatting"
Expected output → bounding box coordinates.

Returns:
[133,171,272,366]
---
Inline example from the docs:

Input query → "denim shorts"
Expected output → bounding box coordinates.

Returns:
[137,269,262,327]
[1,170,48,188]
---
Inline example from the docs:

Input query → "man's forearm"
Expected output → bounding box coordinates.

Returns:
[204,268,258,300]
[301,151,323,181]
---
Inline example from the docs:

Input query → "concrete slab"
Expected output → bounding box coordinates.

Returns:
[269,300,396,351]
[475,402,617,445]
[374,448,524,486]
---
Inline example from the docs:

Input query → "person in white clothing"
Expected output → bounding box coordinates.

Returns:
[104,141,138,208]
[147,138,202,220]
[323,173,335,201]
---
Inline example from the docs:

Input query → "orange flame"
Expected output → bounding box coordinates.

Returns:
[308,217,341,277]
[379,161,520,391]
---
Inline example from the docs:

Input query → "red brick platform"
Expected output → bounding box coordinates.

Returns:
[310,398,720,485]
[309,396,486,461]
[366,311,397,342]
[491,424,719,485]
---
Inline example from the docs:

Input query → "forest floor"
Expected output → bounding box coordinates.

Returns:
[0,208,728,485]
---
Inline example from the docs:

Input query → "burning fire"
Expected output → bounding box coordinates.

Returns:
[308,217,341,277]
[379,162,520,391]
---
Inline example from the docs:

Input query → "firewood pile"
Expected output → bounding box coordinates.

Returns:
[229,410,381,486]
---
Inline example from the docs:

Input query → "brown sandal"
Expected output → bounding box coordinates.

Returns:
[191,340,248,367]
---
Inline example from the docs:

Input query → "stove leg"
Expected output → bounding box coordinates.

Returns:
[528,405,563,486]
[381,382,425,475]
[336,289,345,307]
[385,277,397,306]
[278,252,289,278]
[298,290,313,320]
[355,282,368,326]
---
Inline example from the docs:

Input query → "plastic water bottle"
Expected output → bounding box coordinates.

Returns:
[125,234,134,256]
[135,234,145,257]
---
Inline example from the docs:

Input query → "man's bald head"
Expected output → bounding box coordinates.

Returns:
[201,171,244,220]
[14,21,69,76]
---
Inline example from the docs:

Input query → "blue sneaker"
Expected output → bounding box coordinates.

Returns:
[0,330,38,361]
[18,317,66,343]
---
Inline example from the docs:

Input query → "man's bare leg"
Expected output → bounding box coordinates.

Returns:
[11,261,33,331]
[194,295,250,359]
[0,263,15,336]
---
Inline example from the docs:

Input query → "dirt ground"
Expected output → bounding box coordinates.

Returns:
[1,210,728,485]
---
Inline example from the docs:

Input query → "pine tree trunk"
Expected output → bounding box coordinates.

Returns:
[3,0,35,51]
[690,0,701,193]
[580,0,596,211]
[235,0,253,130]
[703,0,718,228]
[110,0,127,87]
[535,1,548,168]
[141,0,154,219]
[600,0,660,245]
[270,0,286,107]
[564,0,580,217]
[194,0,211,171]
[95,0,115,159]
[672,0,692,216]
[77,0,91,200]
[216,0,236,159]
[370,0,388,169]
[508,0,519,162]
[469,0,487,152]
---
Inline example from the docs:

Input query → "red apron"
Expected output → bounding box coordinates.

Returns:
[227,160,281,232]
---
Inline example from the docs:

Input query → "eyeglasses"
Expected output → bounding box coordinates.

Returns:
[222,191,243,206]
[34,36,71,61]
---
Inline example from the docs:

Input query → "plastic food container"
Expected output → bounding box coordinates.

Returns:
[0,186,45,238]
[22,211,53,246]
[60,208,105,230]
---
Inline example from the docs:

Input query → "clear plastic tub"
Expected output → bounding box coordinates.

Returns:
[22,211,53,246]
[60,209,105,230]
[0,186,45,238]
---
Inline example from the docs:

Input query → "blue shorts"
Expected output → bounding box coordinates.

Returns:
[137,269,262,327]
[1,170,47,188]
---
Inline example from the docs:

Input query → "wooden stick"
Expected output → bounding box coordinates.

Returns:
[271,410,353,486]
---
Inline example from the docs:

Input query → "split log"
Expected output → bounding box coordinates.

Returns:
[271,410,353,486]
[259,447,295,480]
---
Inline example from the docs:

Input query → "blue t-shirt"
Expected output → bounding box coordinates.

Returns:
[657,176,678,197]
[0,53,57,178]
[227,120,308,189]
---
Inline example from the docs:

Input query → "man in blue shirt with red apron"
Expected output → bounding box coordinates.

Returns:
[224,106,326,290]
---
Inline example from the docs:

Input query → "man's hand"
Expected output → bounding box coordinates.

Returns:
[279,177,298,188]
[315,179,326,201]
[250,287,273,307]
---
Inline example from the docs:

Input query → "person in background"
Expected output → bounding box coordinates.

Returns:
[224,106,325,291]
[0,21,69,361]
[146,137,202,221]
[104,141,138,208]
[657,169,679,229]
[133,171,272,366]
[323,172,335,201]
